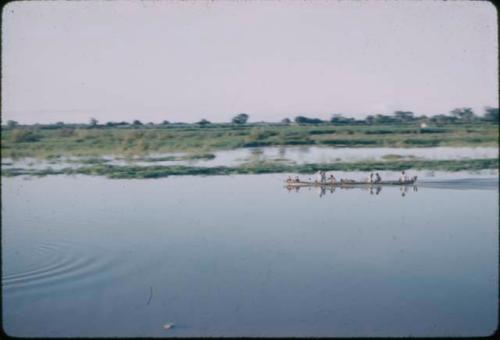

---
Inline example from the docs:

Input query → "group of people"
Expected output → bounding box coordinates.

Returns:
[286,170,416,184]
[315,171,343,184]
[317,170,384,184]
[399,170,417,183]
[285,176,301,183]
[368,172,382,183]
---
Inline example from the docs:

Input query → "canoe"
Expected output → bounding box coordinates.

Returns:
[284,179,416,187]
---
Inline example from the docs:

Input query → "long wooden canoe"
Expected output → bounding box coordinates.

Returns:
[284,179,416,187]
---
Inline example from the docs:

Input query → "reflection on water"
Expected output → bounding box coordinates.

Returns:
[285,184,419,198]
[2,146,498,169]
[2,174,498,337]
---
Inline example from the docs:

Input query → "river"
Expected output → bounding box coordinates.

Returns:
[2,173,498,336]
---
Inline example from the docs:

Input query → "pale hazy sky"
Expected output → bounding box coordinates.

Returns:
[1,0,498,124]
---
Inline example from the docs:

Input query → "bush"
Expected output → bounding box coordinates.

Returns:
[10,129,40,143]
[294,116,324,124]
[197,119,211,126]
[6,120,19,129]
[232,113,249,124]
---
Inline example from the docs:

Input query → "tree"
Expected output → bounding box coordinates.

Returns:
[330,114,354,125]
[197,119,211,126]
[373,114,396,124]
[294,116,324,124]
[365,115,375,125]
[393,111,415,122]
[161,120,170,125]
[450,107,475,122]
[132,120,143,126]
[483,107,499,122]
[281,118,291,124]
[430,114,456,124]
[232,113,249,124]
[6,120,18,128]
[89,118,98,127]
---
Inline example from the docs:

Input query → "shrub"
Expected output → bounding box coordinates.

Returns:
[232,113,249,124]
[6,120,19,129]
[10,129,40,143]
[197,119,211,126]
[294,116,324,124]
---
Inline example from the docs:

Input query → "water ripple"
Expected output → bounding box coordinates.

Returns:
[3,240,123,296]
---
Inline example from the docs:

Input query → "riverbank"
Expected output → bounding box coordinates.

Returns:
[2,158,497,179]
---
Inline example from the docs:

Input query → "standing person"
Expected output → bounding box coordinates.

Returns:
[315,170,322,183]
[321,171,326,183]
[400,171,406,182]
[375,173,381,183]
[369,173,374,183]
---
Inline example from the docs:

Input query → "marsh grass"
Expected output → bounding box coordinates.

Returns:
[2,122,497,159]
[128,153,216,162]
[2,158,497,179]
[381,154,415,161]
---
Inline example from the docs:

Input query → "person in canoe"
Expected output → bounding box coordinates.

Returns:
[315,170,327,183]
[399,171,406,183]
[328,174,336,184]
[295,176,300,182]
[320,170,328,183]
[369,173,374,183]
[315,170,322,183]
[286,176,292,183]
[375,173,381,183]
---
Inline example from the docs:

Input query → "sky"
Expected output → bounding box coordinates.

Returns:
[1,0,498,124]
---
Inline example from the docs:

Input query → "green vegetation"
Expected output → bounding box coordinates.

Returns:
[1,121,497,159]
[382,154,407,160]
[2,107,497,182]
[119,153,216,162]
[2,158,497,179]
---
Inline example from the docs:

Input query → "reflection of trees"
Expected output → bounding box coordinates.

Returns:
[249,148,264,162]
[278,147,286,158]
[297,146,310,154]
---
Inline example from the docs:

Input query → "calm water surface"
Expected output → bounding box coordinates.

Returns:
[2,174,498,337]
[2,146,497,169]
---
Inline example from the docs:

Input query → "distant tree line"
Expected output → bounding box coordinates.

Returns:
[290,107,498,125]
[3,107,498,129]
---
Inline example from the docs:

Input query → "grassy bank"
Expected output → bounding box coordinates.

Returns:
[1,121,498,159]
[2,158,497,179]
